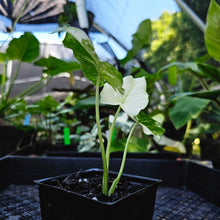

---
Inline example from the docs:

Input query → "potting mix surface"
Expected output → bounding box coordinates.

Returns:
[0,184,219,220]
[43,171,147,203]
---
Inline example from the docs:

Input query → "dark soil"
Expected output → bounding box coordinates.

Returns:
[46,170,146,203]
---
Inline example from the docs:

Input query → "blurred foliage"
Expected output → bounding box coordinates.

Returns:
[120,0,220,157]
[144,0,220,72]
[144,11,207,72]
[58,1,78,27]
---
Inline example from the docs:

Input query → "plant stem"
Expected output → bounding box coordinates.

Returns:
[105,106,121,169]
[95,74,108,195]
[108,122,138,196]
[18,77,52,98]
[1,61,7,105]
[200,77,209,91]
[5,61,21,103]
[182,119,192,145]
[189,75,195,92]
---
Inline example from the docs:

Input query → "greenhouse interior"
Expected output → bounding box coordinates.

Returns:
[0,0,220,219]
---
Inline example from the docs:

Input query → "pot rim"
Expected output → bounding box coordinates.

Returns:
[34,168,161,206]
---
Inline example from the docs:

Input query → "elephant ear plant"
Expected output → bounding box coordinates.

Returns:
[0,32,80,125]
[58,27,165,197]
[0,32,40,123]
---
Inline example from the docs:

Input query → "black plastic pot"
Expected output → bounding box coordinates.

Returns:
[45,150,184,159]
[212,160,220,170]
[35,168,161,220]
[0,125,35,157]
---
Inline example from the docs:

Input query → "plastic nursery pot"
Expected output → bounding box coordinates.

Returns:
[0,125,35,157]
[35,168,161,220]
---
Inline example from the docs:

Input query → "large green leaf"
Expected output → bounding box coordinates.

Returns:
[170,90,220,101]
[0,52,7,63]
[161,62,220,82]
[197,63,220,82]
[121,19,152,64]
[160,62,203,76]
[99,61,123,93]
[169,96,210,129]
[6,32,40,62]
[73,96,95,110]
[194,53,211,63]
[34,56,80,76]
[58,27,123,93]
[205,0,220,61]
[135,111,165,136]
[110,137,149,153]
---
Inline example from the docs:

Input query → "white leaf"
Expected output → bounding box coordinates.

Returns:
[100,76,149,117]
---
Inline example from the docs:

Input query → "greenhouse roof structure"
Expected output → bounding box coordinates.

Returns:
[0,0,207,101]
[0,0,180,53]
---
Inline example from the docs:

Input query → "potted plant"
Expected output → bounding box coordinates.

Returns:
[35,27,164,220]
[0,32,41,155]
[26,94,78,154]
[0,32,81,156]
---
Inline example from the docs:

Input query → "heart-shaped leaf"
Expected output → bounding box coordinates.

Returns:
[34,56,80,76]
[58,27,123,93]
[161,62,220,82]
[6,32,40,62]
[169,96,210,129]
[121,19,152,64]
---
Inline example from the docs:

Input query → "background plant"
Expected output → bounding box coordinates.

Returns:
[0,32,81,129]
[0,32,41,125]
[118,1,220,157]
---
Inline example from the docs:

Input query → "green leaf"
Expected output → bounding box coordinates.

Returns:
[135,111,165,136]
[121,19,152,64]
[197,63,220,82]
[61,27,99,82]
[0,52,7,63]
[99,62,123,94]
[0,75,3,85]
[194,53,211,63]
[168,64,177,85]
[58,27,123,93]
[161,62,203,76]
[6,32,40,62]
[34,56,81,76]
[169,96,210,129]
[36,95,59,114]
[170,90,220,101]
[110,137,149,153]
[73,96,96,110]
[161,62,220,82]
[205,0,220,61]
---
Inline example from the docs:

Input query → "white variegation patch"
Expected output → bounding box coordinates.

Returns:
[101,76,148,117]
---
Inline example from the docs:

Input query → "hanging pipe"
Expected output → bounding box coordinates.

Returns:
[76,0,89,32]
[175,0,206,33]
